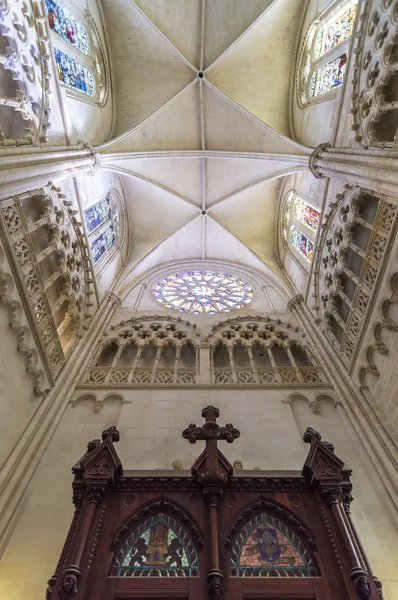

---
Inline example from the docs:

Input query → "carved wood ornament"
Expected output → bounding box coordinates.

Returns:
[47,411,382,600]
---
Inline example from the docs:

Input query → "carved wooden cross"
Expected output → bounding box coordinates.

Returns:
[182,406,240,485]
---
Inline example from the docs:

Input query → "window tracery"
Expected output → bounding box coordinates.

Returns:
[112,513,200,578]
[298,1,358,104]
[0,184,96,378]
[230,512,318,577]
[84,192,119,266]
[84,316,200,385]
[153,271,254,314]
[312,185,397,365]
[283,192,320,266]
[350,0,398,147]
[83,317,327,387]
[208,317,324,385]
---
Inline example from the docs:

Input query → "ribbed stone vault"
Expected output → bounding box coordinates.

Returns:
[97,0,313,295]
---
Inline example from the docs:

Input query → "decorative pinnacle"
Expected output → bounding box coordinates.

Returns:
[102,426,120,443]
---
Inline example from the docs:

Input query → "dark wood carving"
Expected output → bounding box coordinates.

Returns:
[47,411,382,600]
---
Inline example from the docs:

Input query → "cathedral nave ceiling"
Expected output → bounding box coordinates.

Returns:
[97,0,312,297]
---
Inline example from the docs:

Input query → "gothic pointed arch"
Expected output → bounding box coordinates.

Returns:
[280,190,321,269]
[207,316,324,385]
[83,188,127,271]
[224,499,318,578]
[44,0,109,105]
[297,0,358,105]
[110,499,203,578]
[84,315,200,385]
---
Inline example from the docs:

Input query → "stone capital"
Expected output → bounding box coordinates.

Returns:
[105,291,121,306]
[288,294,304,310]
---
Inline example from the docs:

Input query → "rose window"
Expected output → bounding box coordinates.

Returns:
[153,271,254,314]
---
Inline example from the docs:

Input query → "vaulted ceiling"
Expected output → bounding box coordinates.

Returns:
[98,0,313,299]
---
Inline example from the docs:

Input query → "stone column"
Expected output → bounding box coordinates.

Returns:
[310,144,398,198]
[0,145,101,200]
[0,290,121,553]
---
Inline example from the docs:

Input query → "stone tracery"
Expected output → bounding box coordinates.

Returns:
[351,0,398,147]
[0,183,96,378]
[0,0,52,146]
[311,184,397,366]
[208,317,324,385]
[84,316,200,385]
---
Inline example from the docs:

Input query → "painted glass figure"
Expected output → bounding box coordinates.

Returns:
[293,197,321,232]
[315,1,357,59]
[112,513,199,577]
[310,54,347,97]
[84,194,112,234]
[45,0,89,55]
[54,48,95,96]
[230,512,318,577]
[290,226,314,262]
[90,224,115,264]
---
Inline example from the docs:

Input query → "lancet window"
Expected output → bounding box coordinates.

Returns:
[283,192,321,266]
[84,192,119,266]
[230,512,318,577]
[44,2,106,104]
[45,0,89,55]
[312,186,397,365]
[112,513,200,577]
[0,185,96,377]
[299,1,358,103]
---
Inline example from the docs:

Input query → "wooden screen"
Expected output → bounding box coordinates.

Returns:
[46,407,382,600]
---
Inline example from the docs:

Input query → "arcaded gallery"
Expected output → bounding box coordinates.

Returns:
[0,0,397,598]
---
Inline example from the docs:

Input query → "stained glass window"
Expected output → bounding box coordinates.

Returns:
[293,198,321,232]
[315,1,357,59]
[45,0,89,55]
[111,513,200,578]
[90,224,115,264]
[290,226,314,262]
[230,512,318,578]
[84,194,112,234]
[153,271,254,314]
[310,53,347,97]
[54,48,95,97]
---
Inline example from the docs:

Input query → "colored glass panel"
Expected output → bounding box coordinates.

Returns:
[230,512,318,577]
[315,1,357,59]
[111,513,199,577]
[54,48,95,97]
[90,224,115,264]
[310,54,347,97]
[290,226,314,262]
[84,194,112,234]
[153,271,254,314]
[293,197,320,232]
[45,0,89,55]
